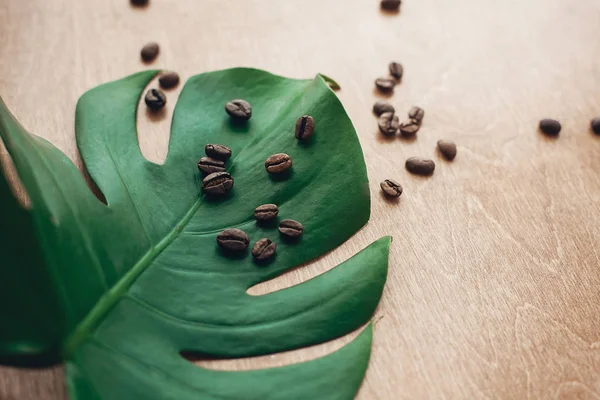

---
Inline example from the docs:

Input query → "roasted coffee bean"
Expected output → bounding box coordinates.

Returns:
[381,0,401,10]
[252,238,277,261]
[591,118,600,135]
[405,157,435,176]
[375,77,396,92]
[265,153,292,174]
[197,157,226,175]
[225,99,252,121]
[539,118,561,136]
[373,101,395,116]
[140,42,159,62]
[378,112,400,136]
[205,144,232,161]
[202,172,234,196]
[399,119,420,137]
[131,0,148,5]
[254,204,279,222]
[279,219,303,238]
[295,115,315,141]
[217,229,249,252]
[389,62,404,80]
[144,89,166,110]
[380,179,403,198]
[408,106,424,122]
[159,71,180,89]
[437,140,457,161]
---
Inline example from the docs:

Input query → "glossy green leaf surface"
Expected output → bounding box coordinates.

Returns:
[0,68,390,399]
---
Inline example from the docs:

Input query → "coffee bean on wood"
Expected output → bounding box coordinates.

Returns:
[144,89,166,110]
[591,118,600,135]
[252,238,277,261]
[539,119,561,136]
[375,77,396,92]
[295,115,315,141]
[140,42,159,62]
[408,106,424,122]
[389,62,404,80]
[381,0,401,11]
[437,140,457,161]
[405,157,435,176]
[399,119,420,137]
[378,112,400,136]
[265,153,292,174]
[225,99,252,121]
[159,71,180,89]
[197,157,226,175]
[205,144,232,161]
[279,219,303,238]
[202,172,234,196]
[373,101,395,116]
[380,180,403,198]
[217,229,249,252]
[254,204,279,222]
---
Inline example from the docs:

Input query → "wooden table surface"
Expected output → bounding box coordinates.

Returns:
[2,0,600,399]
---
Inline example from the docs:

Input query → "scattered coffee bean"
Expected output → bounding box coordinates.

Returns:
[158,71,180,89]
[131,0,148,5]
[202,172,234,196]
[197,157,226,175]
[252,238,277,261]
[437,140,457,161]
[381,0,401,11]
[265,153,292,174]
[373,101,395,116]
[295,115,315,141]
[405,157,435,176]
[144,89,166,110]
[591,117,600,135]
[408,106,424,122]
[388,62,404,80]
[375,77,396,92]
[225,99,252,121]
[205,144,232,161]
[217,229,249,252]
[279,219,303,238]
[539,118,561,136]
[378,112,400,136]
[380,180,403,198]
[399,119,420,137]
[140,42,159,62]
[254,204,279,222]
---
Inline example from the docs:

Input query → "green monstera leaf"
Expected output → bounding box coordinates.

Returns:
[0,68,391,399]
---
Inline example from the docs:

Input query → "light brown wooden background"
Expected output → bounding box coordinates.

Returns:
[2,0,600,399]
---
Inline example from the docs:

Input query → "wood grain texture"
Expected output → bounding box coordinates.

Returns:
[2,0,600,398]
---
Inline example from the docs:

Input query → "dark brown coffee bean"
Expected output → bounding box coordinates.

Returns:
[131,0,148,5]
[378,112,400,136]
[252,238,277,261]
[205,144,232,161]
[140,42,159,62]
[295,115,315,141]
[437,140,457,161]
[380,180,403,198]
[197,157,225,175]
[591,118,600,135]
[265,153,292,174]
[381,0,401,10]
[388,62,403,80]
[408,106,424,122]
[144,89,166,110]
[202,172,234,196]
[399,119,420,137]
[375,78,396,92]
[225,99,252,121]
[373,101,395,116]
[539,119,561,136]
[405,157,435,176]
[254,204,279,222]
[159,71,180,89]
[217,228,249,252]
[279,219,303,238]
